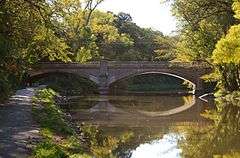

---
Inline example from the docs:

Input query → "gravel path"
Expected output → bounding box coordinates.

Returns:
[0,88,40,158]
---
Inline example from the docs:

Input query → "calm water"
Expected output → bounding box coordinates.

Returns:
[65,95,217,158]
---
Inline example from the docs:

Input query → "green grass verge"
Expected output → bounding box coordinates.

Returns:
[31,88,91,158]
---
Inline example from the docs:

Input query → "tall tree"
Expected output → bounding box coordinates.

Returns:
[112,12,177,61]
[0,0,70,100]
[51,0,132,62]
[171,0,235,62]
[212,0,240,92]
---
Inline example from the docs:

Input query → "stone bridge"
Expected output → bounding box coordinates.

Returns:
[29,61,212,95]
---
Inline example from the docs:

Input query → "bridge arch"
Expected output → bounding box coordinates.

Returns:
[108,71,197,91]
[29,70,100,85]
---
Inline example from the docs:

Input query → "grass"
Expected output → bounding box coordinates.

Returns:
[31,88,91,158]
[32,88,73,135]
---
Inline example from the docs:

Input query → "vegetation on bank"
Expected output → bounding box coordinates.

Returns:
[32,88,87,158]
[32,88,134,158]
[170,0,240,93]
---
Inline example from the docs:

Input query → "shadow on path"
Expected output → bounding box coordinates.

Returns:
[0,88,40,158]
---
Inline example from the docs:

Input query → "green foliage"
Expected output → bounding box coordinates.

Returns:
[33,129,91,158]
[51,1,132,62]
[211,0,240,91]
[34,88,58,103]
[213,26,240,64]
[213,0,240,65]
[154,36,178,61]
[32,88,93,158]
[69,154,92,158]
[34,141,67,158]
[171,0,235,62]
[112,13,176,61]
[0,73,11,102]
[26,26,71,63]
[0,0,71,99]
[33,89,74,135]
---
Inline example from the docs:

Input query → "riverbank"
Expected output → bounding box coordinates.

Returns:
[31,88,92,158]
[0,88,41,158]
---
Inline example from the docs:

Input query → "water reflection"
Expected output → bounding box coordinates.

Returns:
[69,95,209,127]
[65,93,240,157]
[137,96,196,117]
[66,95,211,157]
[178,92,240,158]
[131,134,181,158]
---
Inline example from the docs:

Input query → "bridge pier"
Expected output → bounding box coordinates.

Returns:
[98,60,110,95]
[98,86,110,95]
[194,78,205,95]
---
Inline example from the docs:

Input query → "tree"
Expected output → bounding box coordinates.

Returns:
[111,12,176,61]
[0,0,70,100]
[83,0,104,26]
[154,35,178,61]
[171,0,235,62]
[212,0,240,92]
[51,1,132,62]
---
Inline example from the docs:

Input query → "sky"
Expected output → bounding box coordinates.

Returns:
[99,0,177,35]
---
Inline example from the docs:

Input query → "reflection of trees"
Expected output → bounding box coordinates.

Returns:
[109,95,187,112]
[182,95,193,106]
[179,92,240,158]
[82,125,134,158]
[82,125,170,158]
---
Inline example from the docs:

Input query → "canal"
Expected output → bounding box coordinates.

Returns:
[64,95,214,157]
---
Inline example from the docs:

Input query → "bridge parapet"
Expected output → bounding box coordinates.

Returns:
[37,61,210,69]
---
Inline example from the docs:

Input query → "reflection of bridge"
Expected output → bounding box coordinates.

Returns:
[29,61,212,94]
[69,96,209,127]
[89,96,196,117]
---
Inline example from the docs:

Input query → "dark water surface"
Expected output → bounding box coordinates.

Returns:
[67,95,214,158]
